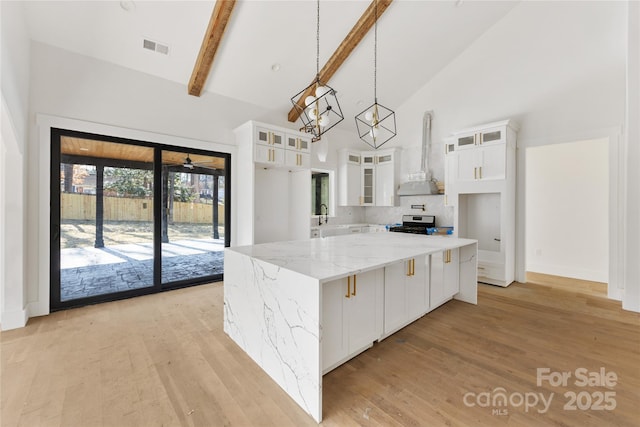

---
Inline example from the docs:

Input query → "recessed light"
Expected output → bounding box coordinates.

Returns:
[79,147,89,151]
[120,1,135,12]
[271,63,281,72]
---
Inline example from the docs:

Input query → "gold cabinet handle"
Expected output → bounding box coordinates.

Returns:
[479,166,482,179]
[352,275,356,296]
[412,259,415,276]
[407,260,412,276]
[346,276,351,298]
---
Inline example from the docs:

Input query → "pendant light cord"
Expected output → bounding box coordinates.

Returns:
[374,0,377,102]
[316,0,320,82]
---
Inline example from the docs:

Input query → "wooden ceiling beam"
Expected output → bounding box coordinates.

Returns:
[188,0,237,97]
[288,0,393,123]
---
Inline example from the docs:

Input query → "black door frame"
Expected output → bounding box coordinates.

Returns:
[50,128,231,311]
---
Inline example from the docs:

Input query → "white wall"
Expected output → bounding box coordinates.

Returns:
[27,42,274,317]
[371,1,626,293]
[623,0,640,311]
[1,1,31,330]
[526,139,609,282]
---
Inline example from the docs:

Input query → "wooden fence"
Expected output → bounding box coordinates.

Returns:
[61,193,224,224]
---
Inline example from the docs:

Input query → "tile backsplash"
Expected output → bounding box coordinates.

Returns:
[310,196,453,228]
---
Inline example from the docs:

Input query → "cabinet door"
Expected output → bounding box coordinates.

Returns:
[284,150,309,169]
[339,151,361,206]
[383,260,408,335]
[456,149,477,182]
[444,148,457,207]
[430,249,460,309]
[429,251,445,309]
[443,248,460,299]
[285,135,311,153]
[477,144,506,181]
[479,128,505,146]
[322,278,348,371]
[456,133,477,150]
[361,165,375,206]
[255,145,284,166]
[346,162,361,206]
[256,127,285,147]
[407,255,429,319]
[375,156,395,207]
[348,270,379,353]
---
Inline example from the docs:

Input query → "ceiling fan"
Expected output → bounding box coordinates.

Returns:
[182,154,217,171]
[183,155,195,169]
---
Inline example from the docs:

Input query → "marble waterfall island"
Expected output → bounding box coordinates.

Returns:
[223,233,478,422]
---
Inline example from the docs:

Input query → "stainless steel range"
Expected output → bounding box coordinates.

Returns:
[388,215,435,235]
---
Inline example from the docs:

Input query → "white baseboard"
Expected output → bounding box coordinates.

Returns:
[527,263,607,283]
[1,307,28,330]
[27,300,49,318]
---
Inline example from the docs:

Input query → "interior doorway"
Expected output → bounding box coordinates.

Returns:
[525,138,609,291]
[50,129,230,310]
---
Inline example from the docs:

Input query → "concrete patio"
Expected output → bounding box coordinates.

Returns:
[60,238,224,301]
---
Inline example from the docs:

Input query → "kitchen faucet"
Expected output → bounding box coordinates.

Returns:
[319,203,328,225]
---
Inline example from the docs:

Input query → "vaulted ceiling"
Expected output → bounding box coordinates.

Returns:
[22,0,519,130]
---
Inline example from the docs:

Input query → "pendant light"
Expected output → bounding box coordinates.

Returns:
[290,0,344,142]
[355,0,396,149]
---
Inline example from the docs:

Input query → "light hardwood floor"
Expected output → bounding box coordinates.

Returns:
[2,280,638,426]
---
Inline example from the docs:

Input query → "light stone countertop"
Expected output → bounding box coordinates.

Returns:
[226,233,477,283]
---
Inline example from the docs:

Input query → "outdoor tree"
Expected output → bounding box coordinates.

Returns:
[104,168,195,201]
[104,168,153,198]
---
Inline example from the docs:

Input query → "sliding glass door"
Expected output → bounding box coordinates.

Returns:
[160,150,226,285]
[51,129,230,310]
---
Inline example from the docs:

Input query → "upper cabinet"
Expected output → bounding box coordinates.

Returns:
[252,124,310,170]
[338,148,400,207]
[452,123,514,185]
[338,150,362,206]
[255,126,285,148]
[286,134,311,153]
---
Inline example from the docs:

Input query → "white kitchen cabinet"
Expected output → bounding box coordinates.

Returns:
[284,150,310,169]
[338,148,400,207]
[234,121,311,246]
[456,143,506,183]
[374,151,397,207]
[383,255,429,338]
[444,139,457,207]
[451,119,518,287]
[255,144,285,166]
[429,249,459,310]
[256,126,285,148]
[338,150,361,206]
[455,125,505,150]
[361,159,375,206]
[285,134,311,153]
[322,269,383,373]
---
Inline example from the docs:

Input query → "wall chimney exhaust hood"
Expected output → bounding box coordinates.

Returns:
[397,179,438,196]
[398,111,438,196]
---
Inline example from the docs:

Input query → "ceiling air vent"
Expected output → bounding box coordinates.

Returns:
[142,38,169,55]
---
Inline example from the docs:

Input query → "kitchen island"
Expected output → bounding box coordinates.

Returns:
[223,233,477,422]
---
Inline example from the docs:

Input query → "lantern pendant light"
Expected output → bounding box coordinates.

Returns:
[290,0,344,142]
[355,0,396,149]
